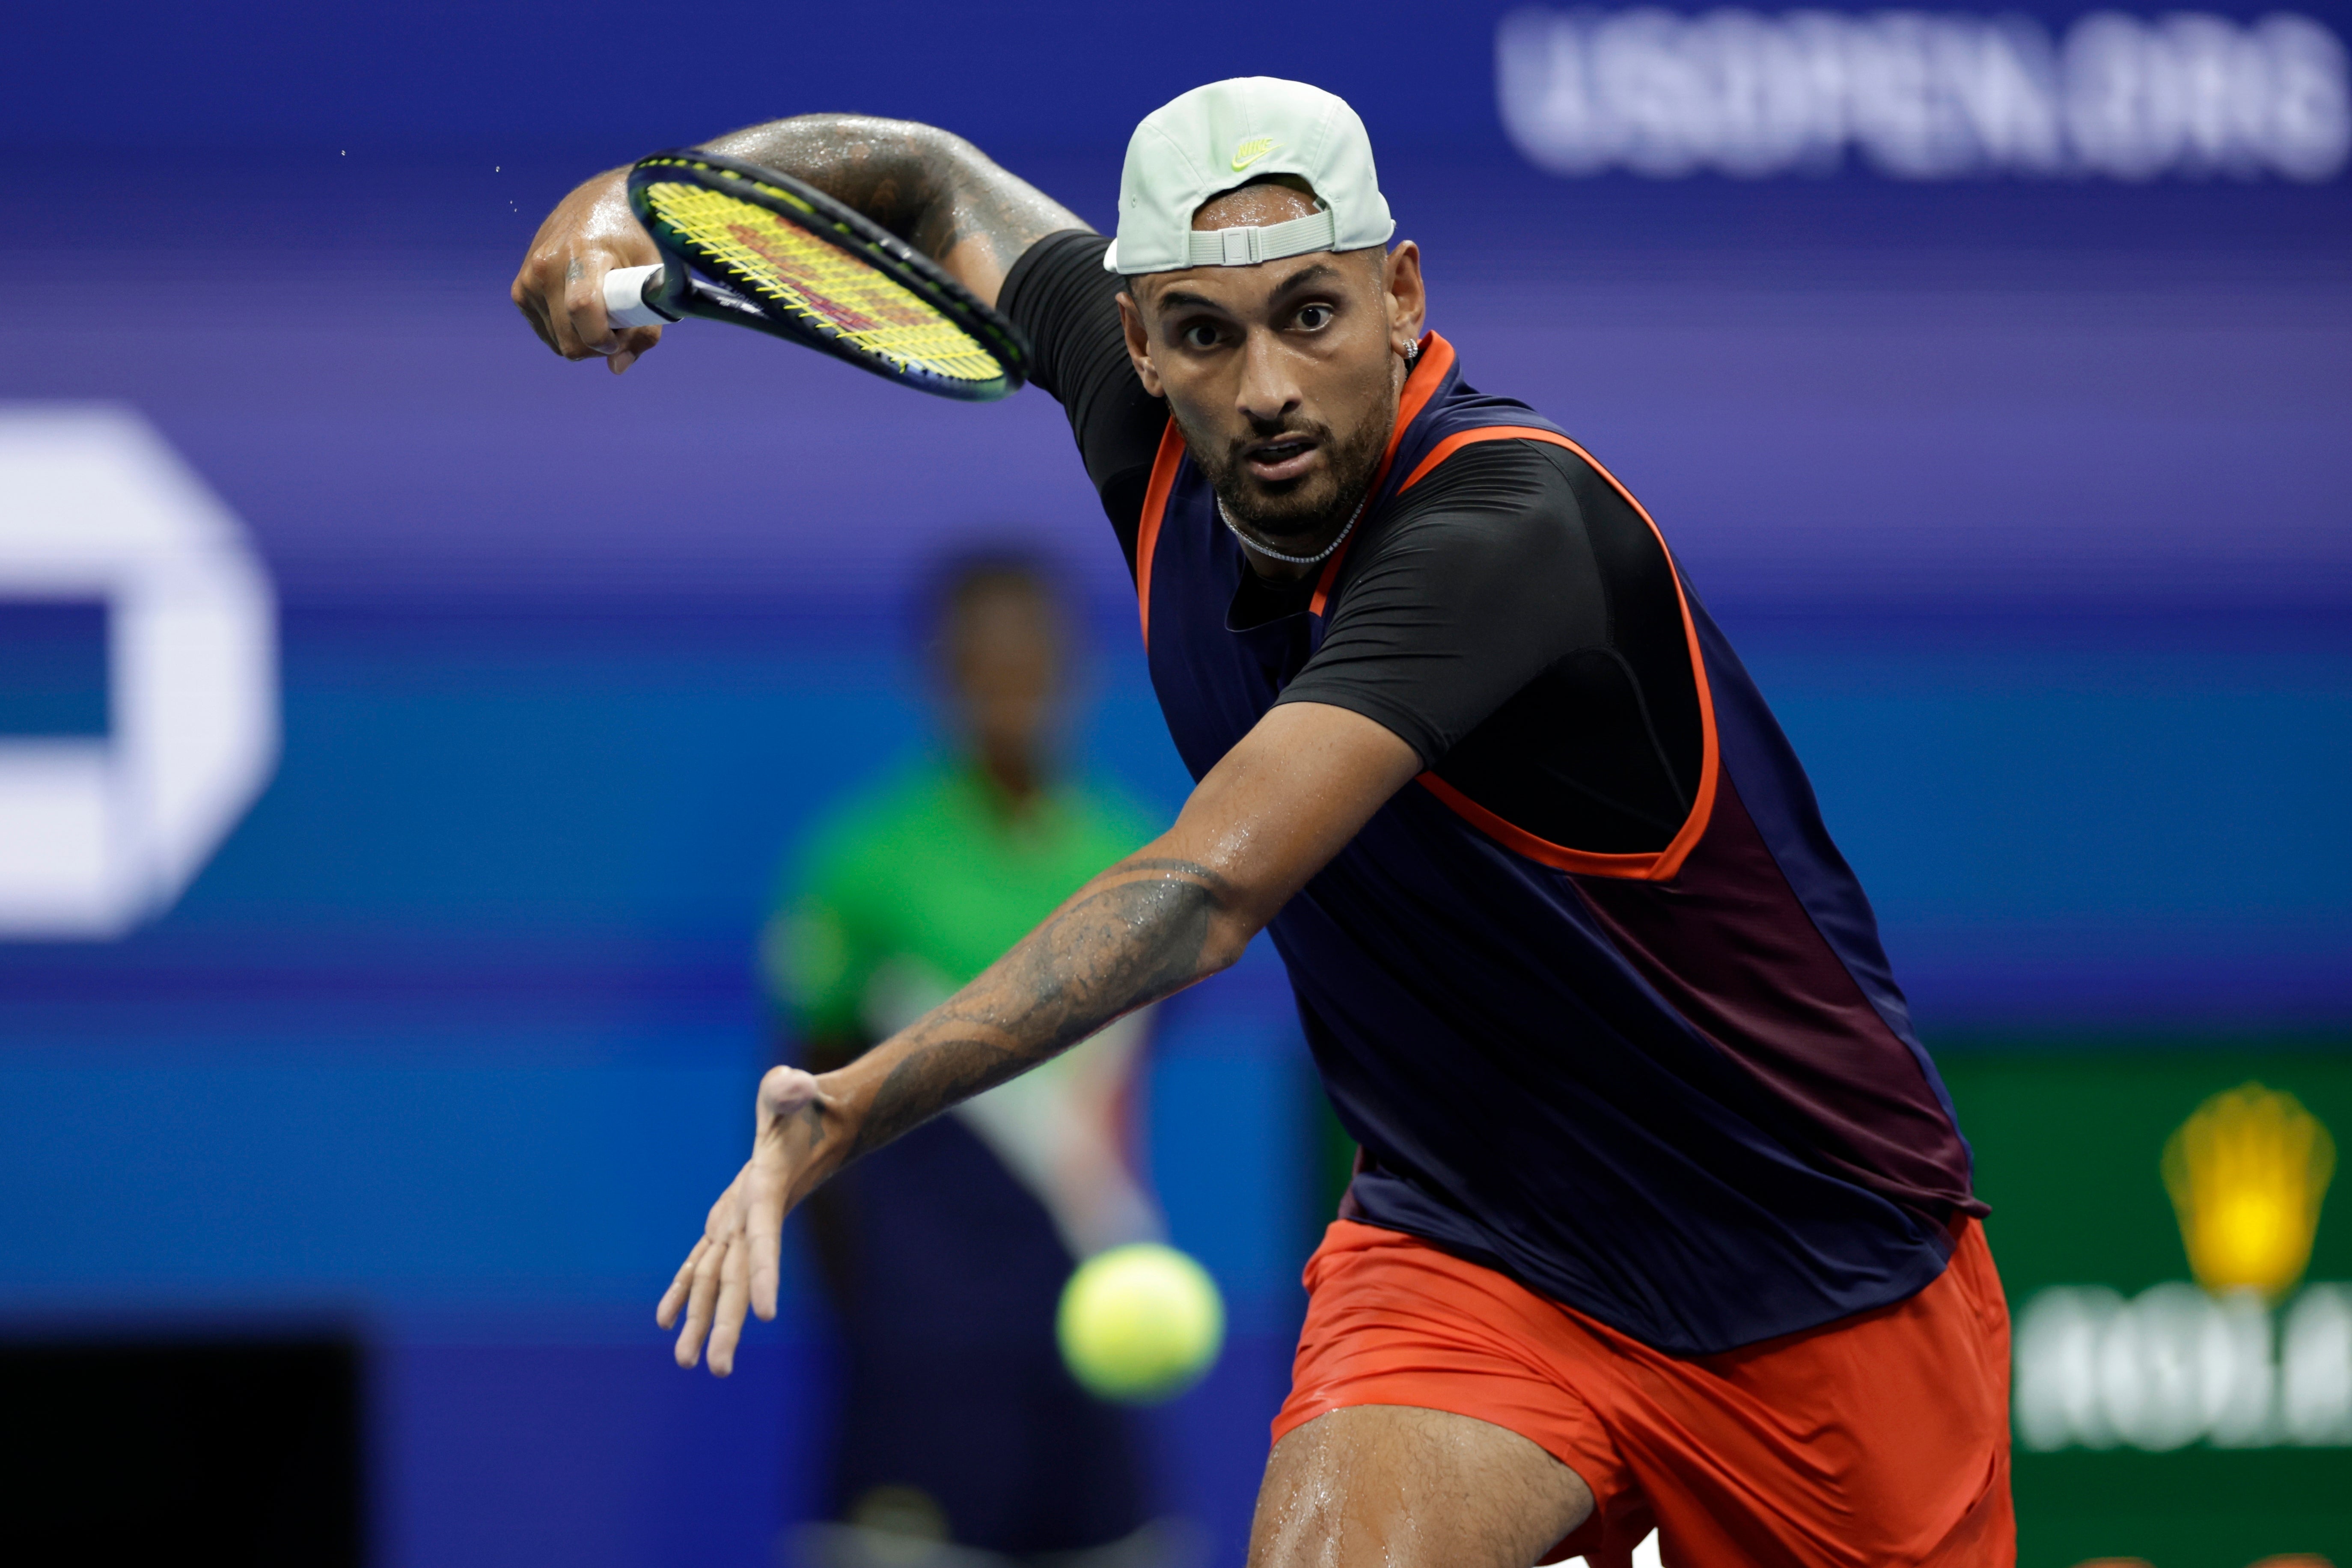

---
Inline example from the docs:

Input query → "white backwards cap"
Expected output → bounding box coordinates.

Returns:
[1104,77,1395,275]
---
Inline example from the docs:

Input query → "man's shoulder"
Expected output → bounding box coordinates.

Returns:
[1373,434,1594,554]
[1323,423,1668,630]
[997,230,1166,566]
[1001,229,1113,302]
[1386,413,1664,554]
[997,230,1121,399]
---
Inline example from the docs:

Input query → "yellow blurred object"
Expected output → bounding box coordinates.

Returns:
[2162,1082,2335,1301]
[1056,1242,1226,1404]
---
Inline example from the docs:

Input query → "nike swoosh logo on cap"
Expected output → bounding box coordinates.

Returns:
[1231,137,1277,172]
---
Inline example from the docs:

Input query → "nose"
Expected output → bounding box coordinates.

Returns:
[1234,326,1301,428]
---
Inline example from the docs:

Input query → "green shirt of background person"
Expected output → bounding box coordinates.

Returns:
[758,555,1172,1564]
[764,556,1162,1259]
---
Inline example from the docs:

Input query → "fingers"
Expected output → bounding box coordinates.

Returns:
[706,1222,753,1376]
[655,1235,708,1330]
[512,256,592,360]
[512,168,651,365]
[559,257,620,360]
[674,1226,729,1369]
[608,324,662,375]
[662,1069,832,1375]
[669,1168,749,1370]
[511,283,557,353]
[747,1066,822,1318]
[530,259,601,361]
[745,1147,787,1324]
[511,239,589,360]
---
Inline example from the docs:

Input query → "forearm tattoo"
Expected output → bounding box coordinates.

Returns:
[842,859,1235,1162]
[700,114,1077,277]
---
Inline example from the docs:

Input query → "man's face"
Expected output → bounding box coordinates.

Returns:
[1117,184,1425,547]
[946,580,1063,773]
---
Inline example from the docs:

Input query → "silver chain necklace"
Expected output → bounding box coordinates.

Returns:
[1214,343,1412,568]
[1217,490,1368,568]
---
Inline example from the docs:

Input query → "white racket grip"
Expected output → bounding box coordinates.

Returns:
[603,264,672,329]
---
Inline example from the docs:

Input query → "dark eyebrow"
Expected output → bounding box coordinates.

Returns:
[1149,260,1348,317]
[1267,261,1344,295]
[1151,287,1223,314]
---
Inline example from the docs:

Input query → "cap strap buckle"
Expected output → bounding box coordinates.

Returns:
[1184,208,1338,268]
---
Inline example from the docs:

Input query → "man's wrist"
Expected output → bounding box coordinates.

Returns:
[792,1062,871,1189]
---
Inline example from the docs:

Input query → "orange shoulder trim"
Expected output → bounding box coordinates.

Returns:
[1134,418,1187,649]
[1309,332,1456,618]
[1398,426,1721,883]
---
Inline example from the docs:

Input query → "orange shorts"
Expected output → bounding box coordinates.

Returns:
[1273,1219,2014,1567]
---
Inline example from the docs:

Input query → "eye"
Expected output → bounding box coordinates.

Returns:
[1180,322,1222,350]
[1295,303,1334,330]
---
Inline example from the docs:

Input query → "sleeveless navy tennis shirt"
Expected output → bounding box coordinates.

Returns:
[1135,333,1983,1356]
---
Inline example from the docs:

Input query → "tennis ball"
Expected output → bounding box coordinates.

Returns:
[1056,1242,1226,1404]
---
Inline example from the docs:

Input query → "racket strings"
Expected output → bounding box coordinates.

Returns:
[643,183,1006,384]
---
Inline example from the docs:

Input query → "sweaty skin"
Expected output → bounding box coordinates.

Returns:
[1253,1407,1594,1568]
[509,116,1079,372]
[1118,181,1426,581]
[517,114,1593,1568]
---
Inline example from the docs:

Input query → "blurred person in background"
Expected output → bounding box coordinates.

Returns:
[764,554,1175,1568]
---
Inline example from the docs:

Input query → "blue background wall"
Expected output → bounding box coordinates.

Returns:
[3,3,2348,1564]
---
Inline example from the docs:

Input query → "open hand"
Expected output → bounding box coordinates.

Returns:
[509,168,665,374]
[656,1065,832,1375]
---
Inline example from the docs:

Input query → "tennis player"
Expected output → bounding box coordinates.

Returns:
[514,77,2012,1567]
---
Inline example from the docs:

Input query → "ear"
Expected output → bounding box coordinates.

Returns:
[1115,288,1165,398]
[1383,241,1427,358]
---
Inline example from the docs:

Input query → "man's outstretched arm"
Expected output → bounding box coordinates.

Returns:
[660,701,1422,1375]
[510,114,1086,371]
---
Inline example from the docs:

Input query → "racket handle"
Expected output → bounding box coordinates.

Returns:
[603,264,676,329]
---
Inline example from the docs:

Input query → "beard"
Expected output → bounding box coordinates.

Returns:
[1183,398,1396,546]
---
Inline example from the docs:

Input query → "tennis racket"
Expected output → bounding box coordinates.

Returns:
[601,149,1030,402]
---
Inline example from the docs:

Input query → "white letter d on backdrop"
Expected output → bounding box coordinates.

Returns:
[0,406,278,939]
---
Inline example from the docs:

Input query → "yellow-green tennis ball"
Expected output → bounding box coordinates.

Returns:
[1056,1242,1225,1405]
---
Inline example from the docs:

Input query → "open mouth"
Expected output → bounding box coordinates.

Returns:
[1242,436,1321,485]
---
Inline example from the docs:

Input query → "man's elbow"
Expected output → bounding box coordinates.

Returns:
[1195,899,1272,980]
[1102,840,1283,983]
